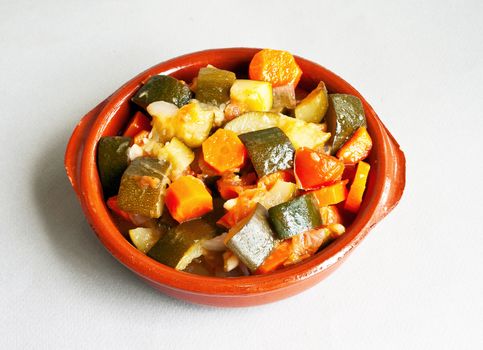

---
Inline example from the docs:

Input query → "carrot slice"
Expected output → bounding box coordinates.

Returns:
[123,111,151,138]
[337,127,373,164]
[344,161,370,213]
[256,240,292,274]
[311,180,348,207]
[249,49,302,87]
[202,129,247,174]
[165,175,213,223]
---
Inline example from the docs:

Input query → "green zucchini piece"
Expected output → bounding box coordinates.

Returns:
[195,67,236,105]
[225,203,276,272]
[97,136,131,197]
[238,127,295,178]
[132,75,192,109]
[148,219,216,270]
[117,157,171,218]
[326,94,366,154]
[294,81,329,123]
[268,193,322,239]
[129,227,161,254]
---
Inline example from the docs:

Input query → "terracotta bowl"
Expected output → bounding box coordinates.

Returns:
[65,48,405,307]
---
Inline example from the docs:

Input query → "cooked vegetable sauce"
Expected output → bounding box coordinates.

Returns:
[98,49,373,277]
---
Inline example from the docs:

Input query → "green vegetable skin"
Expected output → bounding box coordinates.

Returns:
[238,127,295,177]
[148,219,216,270]
[268,194,322,239]
[132,75,192,109]
[326,94,366,154]
[117,157,170,218]
[226,204,276,272]
[97,136,131,197]
[195,67,236,105]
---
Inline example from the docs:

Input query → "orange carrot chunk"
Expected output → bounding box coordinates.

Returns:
[256,240,292,274]
[344,161,370,213]
[311,180,348,207]
[123,111,151,138]
[337,127,373,164]
[249,49,303,88]
[202,129,247,174]
[165,175,213,223]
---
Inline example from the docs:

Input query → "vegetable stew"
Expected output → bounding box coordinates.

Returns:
[97,49,373,277]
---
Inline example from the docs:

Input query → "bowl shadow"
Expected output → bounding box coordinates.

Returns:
[32,123,208,309]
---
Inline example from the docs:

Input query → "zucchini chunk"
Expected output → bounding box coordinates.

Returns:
[147,219,216,270]
[268,193,322,239]
[326,94,366,154]
[129,227,161,254]
[195,67,236,106]
[225,203,276,272]
[132,75,192,109]
[117,157,171,218]
[294,81,329,123]
[239,127,295,178]
[97,136,131,197]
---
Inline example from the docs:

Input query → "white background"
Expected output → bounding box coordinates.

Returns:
[1,0,482,348]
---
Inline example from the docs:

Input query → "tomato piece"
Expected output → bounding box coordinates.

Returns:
[294,148,345,190]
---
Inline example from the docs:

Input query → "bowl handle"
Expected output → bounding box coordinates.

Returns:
[371,123,406,225]
[65,99,108,198]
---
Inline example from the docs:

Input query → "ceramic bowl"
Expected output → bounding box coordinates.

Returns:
[65,48,405,307]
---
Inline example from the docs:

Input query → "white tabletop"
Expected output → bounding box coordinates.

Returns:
[1,0,482,348]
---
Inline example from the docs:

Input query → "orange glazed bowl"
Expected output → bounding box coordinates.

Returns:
[65,48,406,307]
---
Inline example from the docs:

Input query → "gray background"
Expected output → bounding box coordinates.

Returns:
[1,0,482,348]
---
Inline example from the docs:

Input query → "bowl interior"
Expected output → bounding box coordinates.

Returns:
[79,48,387,295]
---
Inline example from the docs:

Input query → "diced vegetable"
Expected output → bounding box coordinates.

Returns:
[271,85,296,112]
[268,194,322,239]
[259,180,297,209]
[239,127,295,178]
[165,175,213,223]
[224,112,279,134]
[256,240,291,274]
[311,180,348,207]
[117,157,171,218]
[344,161,370,213]
[129,227,161,254]
[249,49,302,87]
[224,112,330,150]
[217,187,266,228]
[225,203,276,272]
[257,170,295,190]
[97,136,131,197]
[230,79,273,112]
[148,219,216,270]
[277,115,330,149]
[319,205,343,225]
[336,126,373,164]
[106,196,132,222]
[294,148,345,190]
[174,101,215,147]
[326,94,366,154]
[202,129,247,173]
[294,81,328,123]
[195,67,236,105]
[216,172,257,200]
[284,227,331,266]
[132,75,192,109]
[123,111,151,138]
[147,101,179,143]
[157,137,194,179]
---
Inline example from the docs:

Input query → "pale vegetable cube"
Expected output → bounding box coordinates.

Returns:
[158,137,194,179]
[230,79,273,112]
[147,101,179,143]
[294,82,329,123]
[129,227,161,254]
[175,101,214,147]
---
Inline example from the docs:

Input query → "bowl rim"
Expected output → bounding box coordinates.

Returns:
[70,47,405,296]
